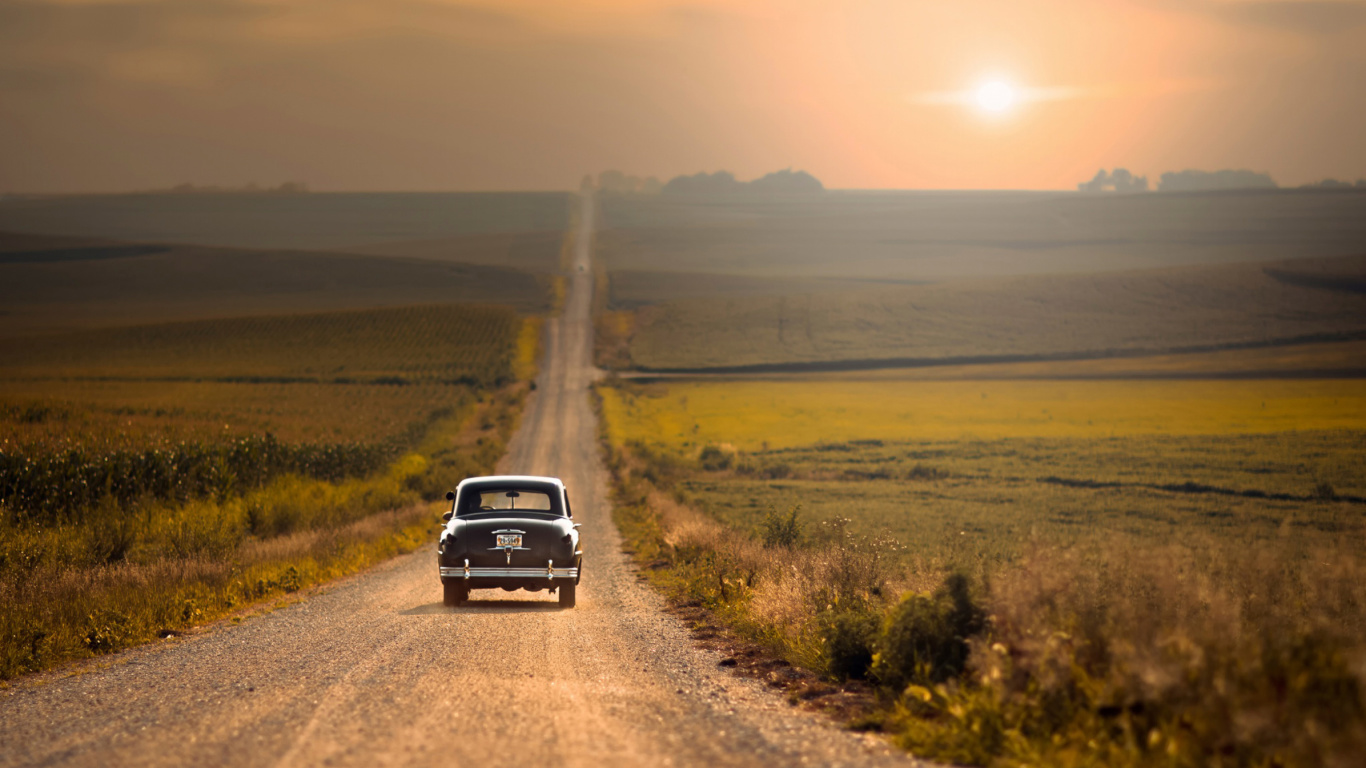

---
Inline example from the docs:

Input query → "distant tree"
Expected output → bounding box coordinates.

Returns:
[748,168,824,194]
[662,170,742,195]
[1077,169,1109,193]
[597,170,662,195]
[661,168,824,196]
[1157,169,1277,192]
[598,170,630,193]
[1299,178,1355,190]
[1077,168,1148,193]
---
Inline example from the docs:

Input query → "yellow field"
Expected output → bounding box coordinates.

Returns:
[600,378,1366,450]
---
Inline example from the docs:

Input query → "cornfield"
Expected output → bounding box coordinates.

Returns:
[1,435,394,524]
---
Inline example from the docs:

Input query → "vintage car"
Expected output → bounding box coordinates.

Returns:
[437,475,582,608]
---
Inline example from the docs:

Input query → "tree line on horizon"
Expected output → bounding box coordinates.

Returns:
[594,168,825,196]
[595,166,1365,195]
[1079,167,1366,194]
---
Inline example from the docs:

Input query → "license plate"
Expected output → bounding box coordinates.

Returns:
[497,534,523,548]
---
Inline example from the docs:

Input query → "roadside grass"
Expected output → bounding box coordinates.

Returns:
[596,377,1366,766]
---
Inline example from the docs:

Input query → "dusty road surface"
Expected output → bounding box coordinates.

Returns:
[0,194,922,768]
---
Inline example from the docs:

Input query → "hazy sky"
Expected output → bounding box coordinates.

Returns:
[2,0,1364,192]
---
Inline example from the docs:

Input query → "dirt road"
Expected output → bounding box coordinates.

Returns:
[0,194,920,768]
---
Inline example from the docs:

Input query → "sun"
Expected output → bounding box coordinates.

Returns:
[975,80,1017,113]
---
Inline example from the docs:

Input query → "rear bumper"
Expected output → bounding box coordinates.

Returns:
[440,566,579,580]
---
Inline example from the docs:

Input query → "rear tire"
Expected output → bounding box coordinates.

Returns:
[443,581,468,607]
[558,581,576,609]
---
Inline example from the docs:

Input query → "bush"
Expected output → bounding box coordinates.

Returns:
[872,573,985,690]
[699,445,733,471]
[822,609,879,680]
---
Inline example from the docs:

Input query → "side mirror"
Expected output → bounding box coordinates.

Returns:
[445,491,456,501]
[441,511,453,522]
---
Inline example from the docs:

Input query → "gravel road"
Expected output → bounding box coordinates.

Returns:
[0,194,923,768]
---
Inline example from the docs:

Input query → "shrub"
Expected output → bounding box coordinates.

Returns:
[762,504,803,548]
[822,609,879,680]
[872,573,985,690]
[699,445,733,471]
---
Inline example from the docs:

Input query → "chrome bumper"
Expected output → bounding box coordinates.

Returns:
[440,566,579,579]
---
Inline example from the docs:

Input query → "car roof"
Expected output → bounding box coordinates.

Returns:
[457,475,565,490]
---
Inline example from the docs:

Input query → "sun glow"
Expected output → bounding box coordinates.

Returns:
[975,80,1017,113]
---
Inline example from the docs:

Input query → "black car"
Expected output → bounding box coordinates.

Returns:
[437,475,583,608]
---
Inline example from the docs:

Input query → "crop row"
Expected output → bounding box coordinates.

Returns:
[0,435,395,524]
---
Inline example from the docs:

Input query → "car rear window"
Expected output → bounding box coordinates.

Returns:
[474,490,553,512]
